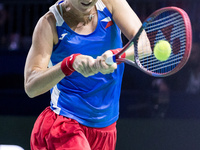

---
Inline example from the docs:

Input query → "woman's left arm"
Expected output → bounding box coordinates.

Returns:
[103,0,151,61]
[95,0,151,73]
[103,0,142,40]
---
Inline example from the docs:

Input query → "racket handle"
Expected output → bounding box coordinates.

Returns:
[105,55,116,65]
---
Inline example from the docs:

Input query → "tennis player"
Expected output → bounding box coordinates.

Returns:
[24,0,142,149]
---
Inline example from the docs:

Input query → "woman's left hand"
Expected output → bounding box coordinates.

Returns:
[94,50,117,75]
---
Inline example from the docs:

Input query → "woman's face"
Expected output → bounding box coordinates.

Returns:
[67,0,98,14]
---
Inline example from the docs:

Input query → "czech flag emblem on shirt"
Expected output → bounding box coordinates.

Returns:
[101,17,114,29]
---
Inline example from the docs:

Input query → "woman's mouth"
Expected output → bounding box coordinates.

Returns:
[81,2,92,7]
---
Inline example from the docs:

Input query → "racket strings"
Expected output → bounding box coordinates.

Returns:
[146,14,182,32]
[137,37,186,63]
[138,51,184,67]
[147,12,178,25]
[138,36,186,58]
[139,46,185,73]
[137,11,187,74]
[142,52,184,70]
[147,25,185,41]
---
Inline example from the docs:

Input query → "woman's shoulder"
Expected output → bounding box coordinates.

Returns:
[101,0,113,13]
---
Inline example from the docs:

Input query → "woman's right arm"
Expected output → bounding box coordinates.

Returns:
[24,13,66,98]
[24,13,98,98]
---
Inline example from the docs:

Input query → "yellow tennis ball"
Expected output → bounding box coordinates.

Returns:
[154,40,172,61]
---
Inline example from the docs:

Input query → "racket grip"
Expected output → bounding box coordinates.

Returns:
[105,55,116,65]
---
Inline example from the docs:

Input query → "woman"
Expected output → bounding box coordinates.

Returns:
[24,0,142,149]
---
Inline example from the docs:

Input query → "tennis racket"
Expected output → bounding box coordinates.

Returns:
[106,6,192,77]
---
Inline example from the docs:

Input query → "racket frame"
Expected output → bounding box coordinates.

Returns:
[106,6,192,77]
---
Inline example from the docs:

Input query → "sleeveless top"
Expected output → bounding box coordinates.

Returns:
[49,0,124,128]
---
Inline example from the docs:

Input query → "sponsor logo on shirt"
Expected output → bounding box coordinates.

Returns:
[59,33,68,40]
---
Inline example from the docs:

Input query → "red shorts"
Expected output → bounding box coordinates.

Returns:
[31,107,117,150]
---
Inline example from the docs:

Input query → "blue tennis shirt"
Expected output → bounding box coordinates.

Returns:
[49,0,124,128]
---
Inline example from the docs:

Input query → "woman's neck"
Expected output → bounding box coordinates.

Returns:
[61,2,97,25]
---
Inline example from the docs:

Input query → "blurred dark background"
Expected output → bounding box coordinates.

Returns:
[0,0,200,150]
